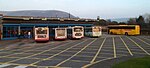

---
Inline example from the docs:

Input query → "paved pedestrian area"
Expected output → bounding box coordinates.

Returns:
[0,35,150,68]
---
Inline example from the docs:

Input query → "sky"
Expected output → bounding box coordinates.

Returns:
[0,0,150,19]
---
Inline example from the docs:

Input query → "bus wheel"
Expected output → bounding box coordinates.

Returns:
[125,32,128,35]
[110,32,113,34]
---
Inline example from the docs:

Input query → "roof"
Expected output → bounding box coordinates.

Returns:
[2,16,97,22]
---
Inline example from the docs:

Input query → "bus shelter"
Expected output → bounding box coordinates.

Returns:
[1,16,95,40]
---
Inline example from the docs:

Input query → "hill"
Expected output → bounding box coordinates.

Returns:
[111,18,129,23]
[0,10,77,18]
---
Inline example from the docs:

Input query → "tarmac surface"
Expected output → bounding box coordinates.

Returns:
[0,34,150,68]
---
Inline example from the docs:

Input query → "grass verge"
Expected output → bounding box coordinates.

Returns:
[112,56,150,68]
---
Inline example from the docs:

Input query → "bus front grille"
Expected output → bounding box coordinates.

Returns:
[75,33,82,36]
[38,35,46,38]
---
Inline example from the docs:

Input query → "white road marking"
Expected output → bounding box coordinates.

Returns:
[14,66,28,68]
[0,64,11,68]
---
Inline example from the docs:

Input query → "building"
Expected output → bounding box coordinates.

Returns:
[0,14,96,40]
[0,14,2,40]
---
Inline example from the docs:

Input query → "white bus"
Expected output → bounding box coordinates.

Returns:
[85,26,102,37]
[67,26,84,39]
[53,28,67,40]
[34,27,49,42]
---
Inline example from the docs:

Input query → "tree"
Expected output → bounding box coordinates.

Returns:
[100,19,108,26]
[136,16,147,28]
[127,18,137,25]
[119,22,126,25]
[143,14,150,29]
[137,16,145,24]
[106,19,111,23]
[109,21,118,25]
[143,13,150,23]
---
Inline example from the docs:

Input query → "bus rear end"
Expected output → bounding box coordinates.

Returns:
[55,28,67,40]
[123,25,140,35]
[92,26,102,37]
[135,25,140,35]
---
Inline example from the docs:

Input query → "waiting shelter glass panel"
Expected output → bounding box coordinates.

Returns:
[3,26,18,38]
[20,27,33,38]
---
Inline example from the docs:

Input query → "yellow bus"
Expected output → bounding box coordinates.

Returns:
[108,25,140,35]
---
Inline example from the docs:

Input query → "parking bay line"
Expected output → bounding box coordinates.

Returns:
[116,54,128,56]
[29,39,89,66]
[100,52,116,55]
[0,63,35,67]
[126,36,150,55]
[116,47,131,50]
[82,57,114,68]
[55,38,97,67]
[0,41,55,51]
[116,51,132,53]
[0,64,11,68]
[99,49,114,52]
[14,66,28,68]
[70,60,90,63]
[5,40,66,52]
[101,47,113,49]
[133,36,150,46]
[113,37,117,58]
[120,36,133,56]
[3,56,42,60]
[3,40,77,64]
[35,54,94,58]
[140,36,150,41]
[132,52,148,55]
[90,38,106,63]
[0,42,62,58]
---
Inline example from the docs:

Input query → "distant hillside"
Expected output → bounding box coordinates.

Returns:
[0,10,77,18]
[111,18,129,23]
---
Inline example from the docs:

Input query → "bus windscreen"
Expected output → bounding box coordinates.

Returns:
[74,28,83,32]
[36,29,47,34]
[93,27,100,32]
[56,29,65,36]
